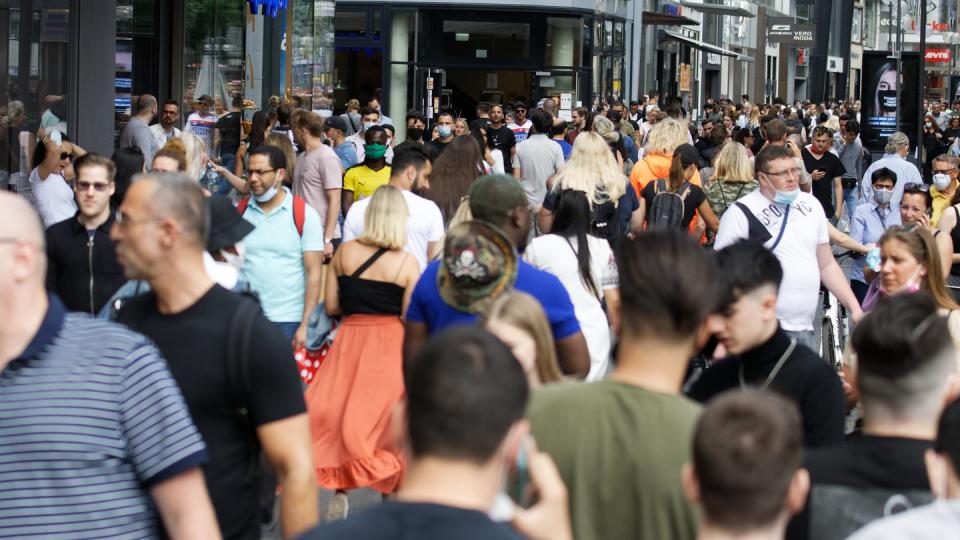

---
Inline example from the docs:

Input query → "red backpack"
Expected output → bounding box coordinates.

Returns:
[236,194,306,236]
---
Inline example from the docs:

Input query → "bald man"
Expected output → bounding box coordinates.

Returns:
[120,93,160,164]
[0,191,220,538]
[112,173,319,538]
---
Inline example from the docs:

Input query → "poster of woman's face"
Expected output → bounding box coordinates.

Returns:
[874,64,898,119]
[860,51,919,151]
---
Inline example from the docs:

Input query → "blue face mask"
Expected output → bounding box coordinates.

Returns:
[438,125,453,138]
[254,183,278,203]
[773,188,799,206]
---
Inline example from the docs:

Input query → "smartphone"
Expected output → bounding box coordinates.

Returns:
[507,437,532,508]
[926,206,934,218]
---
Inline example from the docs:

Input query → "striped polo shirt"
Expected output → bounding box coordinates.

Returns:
[0,295,208,538]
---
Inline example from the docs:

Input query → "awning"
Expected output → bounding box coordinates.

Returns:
[642,11,699,26]
[660,30,755,62]
[678,1,754,18]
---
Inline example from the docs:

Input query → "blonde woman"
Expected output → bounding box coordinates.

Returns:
[305,184,421,517]
[453,117,469,137]
[538,132,639,241]
[266,132,297,187]
[704,142,759,218]
[177,131,208,183]
[481,291,564,388]
[629,117,703,196]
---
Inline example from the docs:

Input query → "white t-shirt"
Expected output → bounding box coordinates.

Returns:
[714,189,828,332]
[342,188,444,270]
[30,167,76,228]
[524,233,618,381]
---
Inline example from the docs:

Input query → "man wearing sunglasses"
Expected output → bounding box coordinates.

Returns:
[44,153,125,314]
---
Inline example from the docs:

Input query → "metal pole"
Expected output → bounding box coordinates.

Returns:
[917,0,928,156]
[896,0,902,133]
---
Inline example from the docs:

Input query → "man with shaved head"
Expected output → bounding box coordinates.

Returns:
[120,93,159,164]
[0,191,220,538]
[112,172,319,539]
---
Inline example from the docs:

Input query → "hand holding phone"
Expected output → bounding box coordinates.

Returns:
[509,436,573,540]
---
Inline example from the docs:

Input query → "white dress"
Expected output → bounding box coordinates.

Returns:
[525,234,618,381]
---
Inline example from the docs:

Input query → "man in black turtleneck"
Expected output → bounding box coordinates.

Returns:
[687,239,845,448]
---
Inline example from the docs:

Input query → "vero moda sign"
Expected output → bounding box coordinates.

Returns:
[767,17,816,47]
[926,48,951,63]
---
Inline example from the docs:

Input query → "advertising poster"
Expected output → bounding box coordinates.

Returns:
[950,76,960,104]
[860,51,920,151]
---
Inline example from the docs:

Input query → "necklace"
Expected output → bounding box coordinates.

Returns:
[738,338,797,390]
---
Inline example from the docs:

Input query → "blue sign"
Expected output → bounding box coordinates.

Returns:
[247,0,287,17]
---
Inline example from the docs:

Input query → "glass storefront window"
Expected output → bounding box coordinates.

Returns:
[441,20,530,61]
[613,22,623,50]
[546,17,581,68]
[604,20,613,49]
[183,0,244,115]
[335,10,366,39]
[1,0,70,190]
[115,0,156,143]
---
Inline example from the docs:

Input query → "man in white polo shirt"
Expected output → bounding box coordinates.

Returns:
[343,147,443,270]
[715,145,863,351]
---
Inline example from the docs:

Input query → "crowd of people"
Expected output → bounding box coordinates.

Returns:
[2,87,960,540]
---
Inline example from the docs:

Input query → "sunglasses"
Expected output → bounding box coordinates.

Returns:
[76,181,112,192]
[903,182,930,192]
[60,152,74,161]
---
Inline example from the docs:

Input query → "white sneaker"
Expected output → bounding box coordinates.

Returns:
[326,492,349,522]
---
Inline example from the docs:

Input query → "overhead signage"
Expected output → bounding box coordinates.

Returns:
[926,48,951,63]
[767,17,816,47]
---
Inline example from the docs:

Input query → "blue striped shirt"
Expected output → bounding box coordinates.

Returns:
[0,295,207,538]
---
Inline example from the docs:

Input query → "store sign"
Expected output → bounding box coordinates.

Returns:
[767,18,816,47]
[827,56,844,73]
[706,53,722,65]
[926,48,951,63]
[247,0,287,17]
[679,64,692,93]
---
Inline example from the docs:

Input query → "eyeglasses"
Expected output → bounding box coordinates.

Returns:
[247,168,276,177]
[60,153,74,161]
[762,167,803,179]
[933,167,957,174]
[161,110,179,116]
[76,181,112,192]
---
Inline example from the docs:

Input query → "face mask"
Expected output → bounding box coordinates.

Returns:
[407,127,424,140]
[878,90,898,113]
[254,183,278,203]
[220,241,246,271]
[882,266,923,296]
[873,187,893,205]
[365,143,388,159]
[926,122,933,129]
[773,188,799,205]
[934,173,952,191]
[437,125,453,138]
[362,121,377,131]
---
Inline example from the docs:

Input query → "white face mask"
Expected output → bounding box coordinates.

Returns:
[254,183,278,203]
[933,173,953,191]
[220,240,246,271]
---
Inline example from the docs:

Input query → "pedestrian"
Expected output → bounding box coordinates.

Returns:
[340,98,361,135]
[45,153,126,314]
[550,118,573,161]
[119,94,159,164]
[524,189,619,380]
[214,94,244,189]
[849,168,901,303]
[566,106,588,144]
[703,142,758,219]
[305,184,421,519]
[930,154,960,227]
[152,145,188,174]
[341,125,391,215]
[480,290,565,388]
[454,117,468,137]
[110,172,319,538]
[291,109,342,258]
[265,132,298,188]
[403,110,427,144]
[366,95,393,126]
[801,126,846,223]
[30,128,85,228]
[425,134,483,223]
[508,101,532,142]
[473,125,505,175]
[863,226,958,314]
[715,145,863,350]
[687,240,845,447]
[403,175,590,377]
[629,118,703,196]
[177,131,209,184]
[514,109,564,211]
[347,107,393,163]
[428,111,457,155]
[299,326,573,540]
[0,191,221,538]
[527,230,721,540]
[236,110,269,178]
[150,99,182,149]
[786,293,957,540]
[110,146,145,210]
[239,145,325,349]
[324,115,358,171]
[271,104,299,153]
[637,143,718,234]
[898,183,954,278]
[183,94,219,158]
[487,103,518,175]
[468,102,491,131]
[861,132,923,210]
[685,390,809,540]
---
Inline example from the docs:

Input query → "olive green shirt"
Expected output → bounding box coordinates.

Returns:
[528,381,701,540]
[705,178,760,218]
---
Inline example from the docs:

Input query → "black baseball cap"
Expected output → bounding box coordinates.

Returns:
[324,115,348,132]
[207,195,254,252]
[674,143,702,168]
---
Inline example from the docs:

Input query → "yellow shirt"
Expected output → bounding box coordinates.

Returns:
[930,183,956,227]
[343,164,391,201]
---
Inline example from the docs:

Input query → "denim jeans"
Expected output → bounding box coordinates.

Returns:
[275,321,300,341]
[785,330,817,354]
[842,186,860,223]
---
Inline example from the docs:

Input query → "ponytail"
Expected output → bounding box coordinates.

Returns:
[668,151,686,192]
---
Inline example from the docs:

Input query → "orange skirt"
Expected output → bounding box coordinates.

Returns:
[305,314,406,494]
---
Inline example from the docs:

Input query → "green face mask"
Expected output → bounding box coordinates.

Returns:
[365,143,388,159]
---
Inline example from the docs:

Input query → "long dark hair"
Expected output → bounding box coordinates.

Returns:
[426,135,484,223]
[668,151,687,192]
[551,189,599,298]
[249,111,268,148]
[31,133,72,171]
[111,147,144,209]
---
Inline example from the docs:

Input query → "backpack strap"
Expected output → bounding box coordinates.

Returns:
[292,195,305,237]
[735,202,774,245]
[237,196,250,215]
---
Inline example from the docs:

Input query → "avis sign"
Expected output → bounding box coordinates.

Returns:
[767,18,816,47]
[926,48,951,63]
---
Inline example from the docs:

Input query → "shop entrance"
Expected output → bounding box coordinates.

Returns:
[441,69,578,121]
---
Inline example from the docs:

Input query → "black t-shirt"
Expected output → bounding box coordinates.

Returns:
[429,138,452,156]
[543,180,638,242]
[785,436,933,540]
[299,502,526,540]
[801,147,847,218]
[687,328,846,448]
[469,118,491,131]
[487,125,517,173]
[639,180,706,229]
[216,111,243,155]
[117,285,306,540]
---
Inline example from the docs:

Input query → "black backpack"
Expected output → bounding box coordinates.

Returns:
[648,179,691,230]
[590,199,622,241]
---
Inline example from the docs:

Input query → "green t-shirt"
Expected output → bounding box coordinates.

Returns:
[528,381,701,540]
